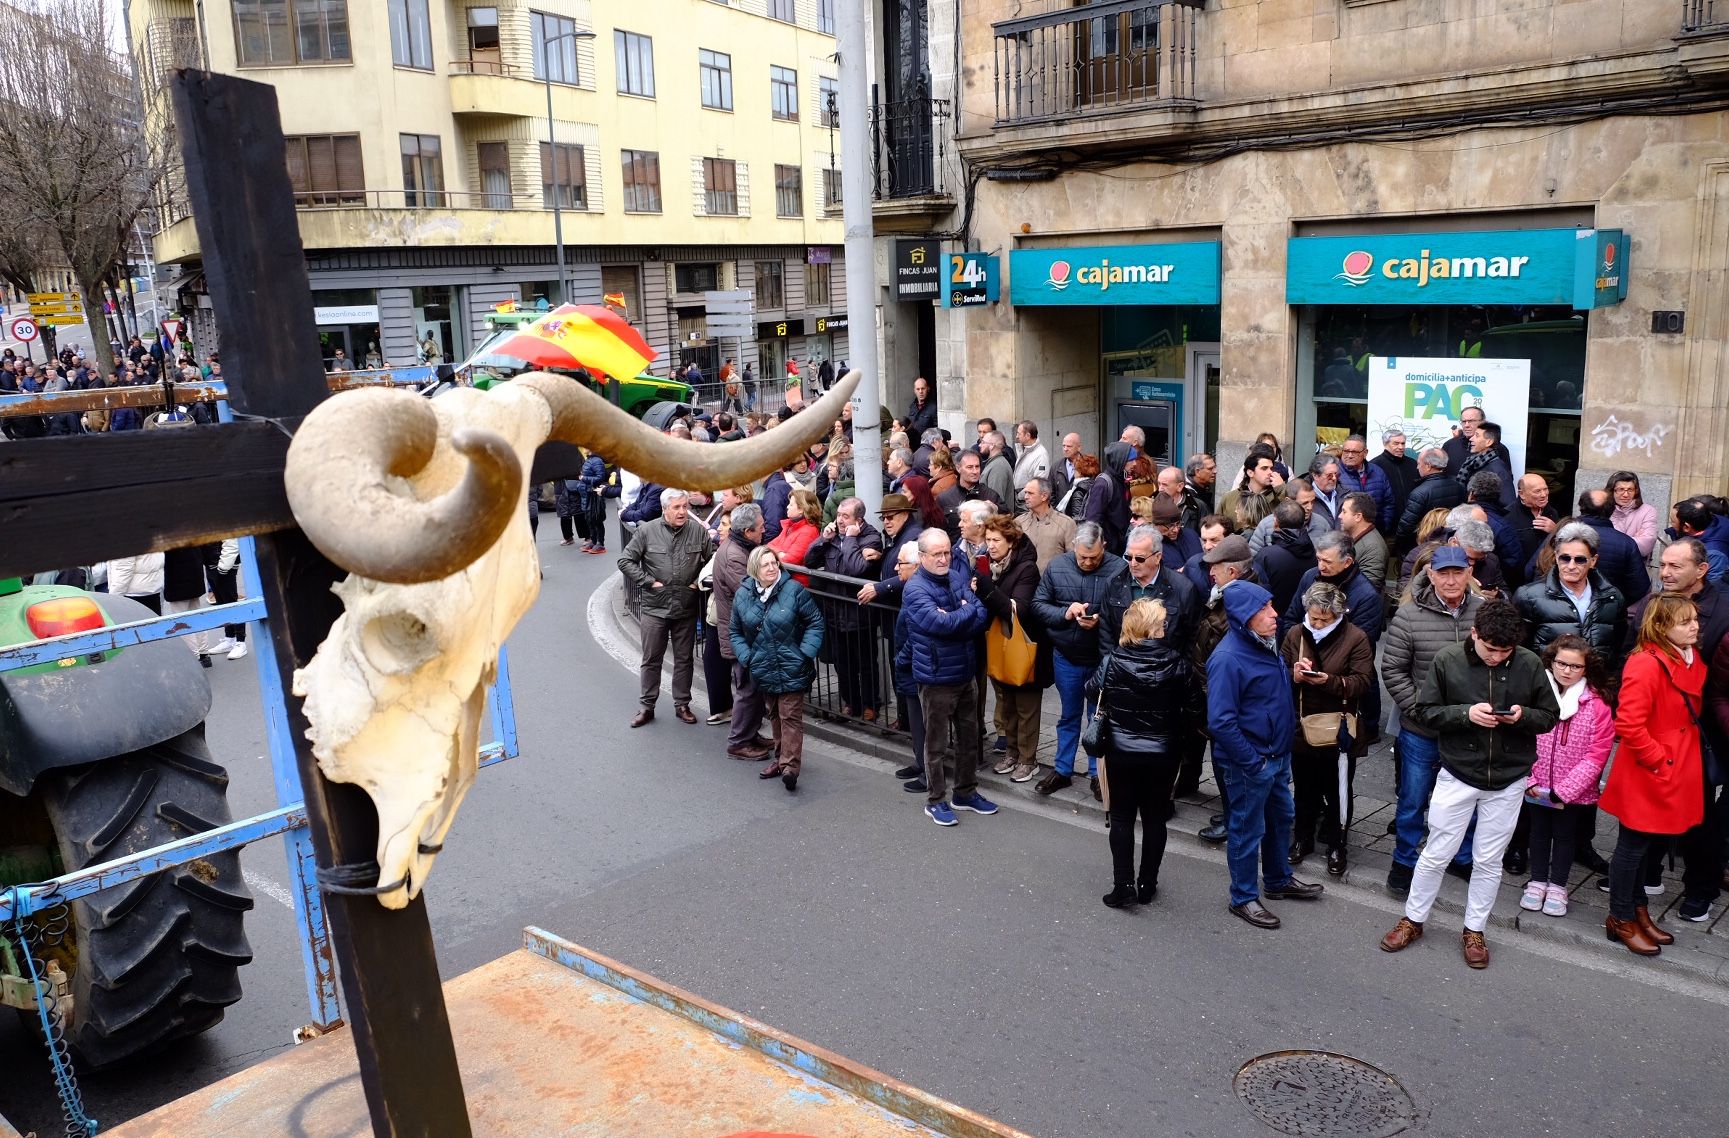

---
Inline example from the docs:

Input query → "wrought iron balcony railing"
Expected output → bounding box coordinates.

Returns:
[870,90,951,200]
[993,0,1202,127]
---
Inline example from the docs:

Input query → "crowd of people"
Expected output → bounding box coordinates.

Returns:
[589,382,1729,970]
[0,335,220,438]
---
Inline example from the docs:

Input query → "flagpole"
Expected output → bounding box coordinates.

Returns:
[836,0,881,516]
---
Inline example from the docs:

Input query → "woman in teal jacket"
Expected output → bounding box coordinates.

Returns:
[730,545,826,791]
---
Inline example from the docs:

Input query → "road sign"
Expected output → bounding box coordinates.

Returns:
[41,315,85,327]
[9,315,39,342]
[162,318,184,342]
[26,291,73,303]
[941,252,1000,308]
[29,302,83,316]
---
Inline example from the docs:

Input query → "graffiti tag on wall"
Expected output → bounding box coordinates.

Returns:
[1588,414,1672,461]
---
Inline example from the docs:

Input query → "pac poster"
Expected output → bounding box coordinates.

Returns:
[1365,356,1531,473]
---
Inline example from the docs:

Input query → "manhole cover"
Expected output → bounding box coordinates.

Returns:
[1234,1050,1416,1137]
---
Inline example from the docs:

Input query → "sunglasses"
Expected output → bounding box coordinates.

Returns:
[1126,553,1159,563]
[1556,553,1591,565]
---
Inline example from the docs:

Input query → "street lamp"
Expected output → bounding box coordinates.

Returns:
[543,28,597,305]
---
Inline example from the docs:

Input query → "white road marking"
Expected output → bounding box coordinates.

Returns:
[244,867,295,909]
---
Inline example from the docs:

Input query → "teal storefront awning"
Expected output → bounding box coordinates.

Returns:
[1010,242,1221,307]
[1286,228,1628,310]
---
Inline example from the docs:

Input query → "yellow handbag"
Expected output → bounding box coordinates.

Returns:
[986,601,1038,686]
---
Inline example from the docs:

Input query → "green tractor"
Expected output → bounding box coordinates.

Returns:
[458,305,696,419]
[0,574,252,1068]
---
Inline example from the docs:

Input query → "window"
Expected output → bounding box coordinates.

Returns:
[388,0,432,69]
[770,66,798,122]
[478,141,511,208]
[768,0,794,22]
[774,165,802,218]
[284,133,363,205]
[233,0,350,66]
[818,0,835,34]
[540,142,586,209]
[702,157,737,215]
[615,31,654,97]
[699,49,732,111]
[807,260,831,307]
[466,6,501,73]
[675,263,719,293]
[822,168,842,208]
[400,133,444,206]
[531,11,582,84]
[818,76,838,127]
[755,261,784,309]
[621,149,661,212]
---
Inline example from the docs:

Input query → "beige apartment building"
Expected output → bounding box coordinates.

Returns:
[129,0,849,381]
[939,0,1729,513]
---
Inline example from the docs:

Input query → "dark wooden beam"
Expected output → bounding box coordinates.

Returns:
[170,69,472,1137]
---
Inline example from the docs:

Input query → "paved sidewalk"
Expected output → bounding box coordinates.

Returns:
[598,575,1729,986]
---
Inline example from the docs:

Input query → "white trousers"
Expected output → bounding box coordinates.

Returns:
[1405,769,1525,932]
[161,597,211,655]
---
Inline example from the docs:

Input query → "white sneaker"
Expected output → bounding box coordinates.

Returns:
[1542,884,1568,917]
[1518,881,1546,911]
[209,637,237,655]
[227,641,250,661]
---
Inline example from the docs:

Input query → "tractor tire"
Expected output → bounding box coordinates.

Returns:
[36,725,254,1069]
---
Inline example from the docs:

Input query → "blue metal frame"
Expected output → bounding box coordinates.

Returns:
[1,392,523,1035]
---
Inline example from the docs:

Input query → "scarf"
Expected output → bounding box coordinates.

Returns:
[1456,449,1494,485]
[1304,614,1341,644]
[755,574,781,604]
[1252,631,1278,653]
[1546,673,1585,721]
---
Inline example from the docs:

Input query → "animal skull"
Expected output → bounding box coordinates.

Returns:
[286,371,859,907]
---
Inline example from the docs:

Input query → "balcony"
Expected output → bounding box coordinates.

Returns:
[869,90,954,229]
[1683,0,1729,32]
[992,0,1201,127]
[448,60,593,119]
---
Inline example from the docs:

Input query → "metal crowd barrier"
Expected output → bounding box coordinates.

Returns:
[792,563,913,737]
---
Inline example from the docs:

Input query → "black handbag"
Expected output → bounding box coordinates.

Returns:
[1081,659,1111,758]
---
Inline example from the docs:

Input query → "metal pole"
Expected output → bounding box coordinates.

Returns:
[136,223,162,331]
[545,70,565,306]
[836,0,882,516]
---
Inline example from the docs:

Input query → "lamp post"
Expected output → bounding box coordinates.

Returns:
[543,28,596,305]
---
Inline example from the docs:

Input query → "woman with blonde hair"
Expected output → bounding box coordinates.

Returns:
[1601,595,1708,955]
[1087,598,1190,908]
[928,448,959,499]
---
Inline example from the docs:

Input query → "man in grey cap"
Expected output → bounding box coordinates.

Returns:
[1190,533,1259,842]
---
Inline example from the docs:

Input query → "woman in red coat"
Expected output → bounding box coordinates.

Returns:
[1601,595,1707,956]
[767,488,823,585]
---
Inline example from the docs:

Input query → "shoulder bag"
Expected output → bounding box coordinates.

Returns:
[1660,657,1721,785]
[986,600,1039,687]
[1081,658,1113,758]
[1297,681,1359,749]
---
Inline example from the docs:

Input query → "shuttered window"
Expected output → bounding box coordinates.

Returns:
[285,133,364,206]
[621,150,661,213]
[702,157,737,215]
[478,142,512,209]
[540,142,587,209]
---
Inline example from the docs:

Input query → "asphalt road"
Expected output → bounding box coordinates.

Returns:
[4,522,1727,1137]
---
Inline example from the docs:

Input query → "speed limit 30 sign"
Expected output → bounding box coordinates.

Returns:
[9,315,38,342]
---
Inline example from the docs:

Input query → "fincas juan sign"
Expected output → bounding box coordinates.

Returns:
[1285,227,1628,310]
[1009,242,1221,307]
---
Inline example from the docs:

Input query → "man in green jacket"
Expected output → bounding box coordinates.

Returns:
[619,488,710,727]
[1379,600,1560,969]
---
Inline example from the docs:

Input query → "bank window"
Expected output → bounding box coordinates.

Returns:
[400,133,445,206]
[234,0,350,66]
[755,261,784,309]
[285,133,364,205]
[540,142,586,209]
[703,157,737,215]
[774,165,802,218]
[621,149,661,212]
[699,49,732,111]
[466,7,501,73]
[1297,304,1586,485]
[532,11,582,84]
[675,263,719,293]
[768,0,794,24]
[388,0,432,70]
[807,261,831,307]
[771,65,798,122]
[615,31,654,97]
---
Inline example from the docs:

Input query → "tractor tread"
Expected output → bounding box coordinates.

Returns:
[85,768,159,856]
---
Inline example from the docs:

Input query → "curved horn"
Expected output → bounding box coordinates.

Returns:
[284,388,523,584]
[516,368,861,490]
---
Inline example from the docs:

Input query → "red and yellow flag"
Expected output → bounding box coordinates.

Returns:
[602,292,628,312]
[494,303,656,380]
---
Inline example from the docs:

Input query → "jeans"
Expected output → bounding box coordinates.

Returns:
[1609,824,1673,921]
[1405,771,1524,932]
[1216,753,1297,907]
[1052,651,1098,778]
[1393,729,1473,869]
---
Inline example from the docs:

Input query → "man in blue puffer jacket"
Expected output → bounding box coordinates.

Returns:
[899,529,998,826]
[1207,581,1324,929]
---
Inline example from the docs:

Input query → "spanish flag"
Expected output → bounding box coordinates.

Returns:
[602,292,628,312]
[495,299,517,313]
[493,303,657,380]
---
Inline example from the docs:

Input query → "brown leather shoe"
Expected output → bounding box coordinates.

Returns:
[758,761,784,780]
[630,709,654,728]
[1461,929,1490,969]
[673,706,698,724]
[753,734,777,750]
[1606,914,1662,956]
[1229,900,1281,929]
[1379,917,1423,953]
[726,744,771,760]
[1634,905,1675,946]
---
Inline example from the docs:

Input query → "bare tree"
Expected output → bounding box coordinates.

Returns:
[0,0,159,367]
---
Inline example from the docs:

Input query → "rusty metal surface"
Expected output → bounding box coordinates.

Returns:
[104,930,1037,1138]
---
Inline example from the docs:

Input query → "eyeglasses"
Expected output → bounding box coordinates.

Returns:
[1555,554,1591,565]
[1552,660,1586,671]
[1126,553,1159,563]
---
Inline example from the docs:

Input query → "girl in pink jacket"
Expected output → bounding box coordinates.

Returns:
[1521,634,1616,916]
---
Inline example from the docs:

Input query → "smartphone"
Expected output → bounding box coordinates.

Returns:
[1491,707,1515,718]
[1301,669,1324,678]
